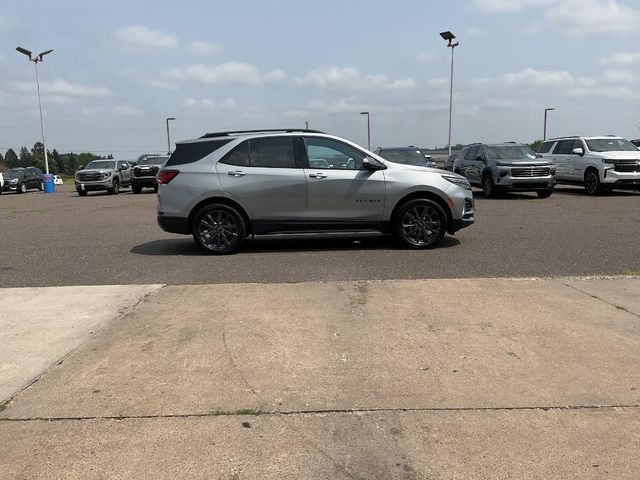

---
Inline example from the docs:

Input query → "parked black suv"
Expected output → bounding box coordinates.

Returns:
[0,167,44,194]
[132,155,168,194]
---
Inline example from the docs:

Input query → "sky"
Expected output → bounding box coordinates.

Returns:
[2,0,640,159]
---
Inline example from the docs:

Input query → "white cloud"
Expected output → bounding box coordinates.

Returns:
[182,98,236,110]
[297,67,416,90]
[115,26,179,49]
[18,79,112,97]
[567,85,637,99]
[114,105,143,116]
[601,51,640,66]
[470,0,553,14]
[602,70,634,83]
[168,62,284,86]
[416,52,434,63]
[577,77,598,87]
[545,0,640,34]
[428,78,448,88]
[307,98,365,114]
[503,68,573,87]
[187,41,224,56]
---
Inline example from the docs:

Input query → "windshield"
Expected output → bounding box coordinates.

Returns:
[586,138,638,152]
[487,145,537,160]
[138,156,168,166]
[378,149,428,166]
[85,160,116,170]
[3,168,25,179]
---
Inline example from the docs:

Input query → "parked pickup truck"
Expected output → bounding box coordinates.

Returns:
[75,159,132,196]
[132,155,168,194]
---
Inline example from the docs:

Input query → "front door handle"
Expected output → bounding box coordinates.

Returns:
[309,173,328,179]
[228,170,247,177]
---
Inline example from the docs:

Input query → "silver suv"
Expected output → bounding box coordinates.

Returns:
[156,129,475,254]
[454,142,555,198]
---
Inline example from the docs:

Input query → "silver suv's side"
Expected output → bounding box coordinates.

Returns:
[156,129,475,254]
[538,136,640,195]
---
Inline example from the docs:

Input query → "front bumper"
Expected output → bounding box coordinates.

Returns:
[132,177,158,187]
[0,183,18,192]
[75,179,114,191]
[494,173,555,191]
[601,168,640,186]
[445,185,475,233]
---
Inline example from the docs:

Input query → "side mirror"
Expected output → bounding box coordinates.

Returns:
[78,165,84,170]
[536,153,543,158]
[362,157,386,170]
[572,147,584,156]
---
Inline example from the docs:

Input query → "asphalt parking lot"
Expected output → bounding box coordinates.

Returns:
[0,183,639,287]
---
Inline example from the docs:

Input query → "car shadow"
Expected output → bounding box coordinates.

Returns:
[553,186,640,197]
[131,233,461,256]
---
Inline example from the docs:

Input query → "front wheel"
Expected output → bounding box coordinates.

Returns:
[192,204,246,254]
[108,178,120,195]
[537,189,553,198]
[17,183,27,194]
[482,175,495,198]
[38,181,44,191]
[77,189,88,197]
[584,169,602,195]
[394,199,447,249]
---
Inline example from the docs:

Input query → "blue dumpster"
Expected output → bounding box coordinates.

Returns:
[43,174,55,193]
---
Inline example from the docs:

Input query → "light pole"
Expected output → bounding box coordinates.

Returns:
[440,31,459,158]
[16,46,54,174]
[544,108,555,141]
[360,111,371,150]
[166,117,176,155]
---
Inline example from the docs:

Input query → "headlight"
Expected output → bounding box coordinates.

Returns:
[103,172,111,179]
[601,158,616,164]
[10,178,18,184]
[441,174,471,190]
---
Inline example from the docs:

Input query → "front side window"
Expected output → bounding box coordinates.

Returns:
[464,146,479,160]
[304,137,367,170]
[585,138,638,152]
[249,137,296,168]
[538,141,554,154]
[117,161,129,169]
[553,140,575,155]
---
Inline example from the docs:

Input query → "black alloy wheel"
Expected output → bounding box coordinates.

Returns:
[192,204,246,254]
[395,199,447,249]
[482,175,495,198]
[584,169,602,195]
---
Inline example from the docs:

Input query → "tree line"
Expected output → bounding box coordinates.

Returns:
[0,142,113,175]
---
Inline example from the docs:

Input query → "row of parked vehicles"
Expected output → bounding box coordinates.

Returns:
[445,135,640,197]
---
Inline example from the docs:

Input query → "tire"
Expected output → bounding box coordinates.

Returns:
[77,189,88,197]
[482,174,495,198]
[584,169,602,195]
[153,185,158,193]
[132,185,142,194]
[537,189,553,198]
[192,204,246,254]
[17,183,27,194]
[38,181,44,191]
[394,199,447,249]
[108,178,120,195]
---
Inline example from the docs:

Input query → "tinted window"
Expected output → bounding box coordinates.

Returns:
[117,161,129,169]
[166,139,232,166]
[86,160,116,169]
[464,146,479,160]
[220,141,250,167]
[487,145,537,160]
[538,141,554,154]
[304,137,367,170]
[553,140,575,155]
[249,137,296,168]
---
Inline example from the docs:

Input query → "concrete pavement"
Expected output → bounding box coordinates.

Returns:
[1,277,639,478]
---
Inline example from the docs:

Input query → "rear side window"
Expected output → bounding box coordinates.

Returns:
[538,141,554,154]
[553,140,575,155]
[166,139,232,166]
[250,137,296,168]
[221,141,250,166]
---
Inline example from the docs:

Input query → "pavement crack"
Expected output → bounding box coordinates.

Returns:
[562,282,640,319]
[221,318,259,397]
[2,403,638,423]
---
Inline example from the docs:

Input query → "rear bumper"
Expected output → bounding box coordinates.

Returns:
[158,215,190,235]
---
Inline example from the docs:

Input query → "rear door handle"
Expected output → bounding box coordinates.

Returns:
[228,170,247,177]
[309,173,328,179]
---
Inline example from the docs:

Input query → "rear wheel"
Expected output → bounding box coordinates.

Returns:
[108,178,120,195]
[584,169,604,195]
[394,199,447,249]
[17,183,27,194]
[537,189,553,198]
[153,185,158,193]
[192,204,246,254]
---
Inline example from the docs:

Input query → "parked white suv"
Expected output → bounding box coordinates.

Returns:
[538,136,640,194]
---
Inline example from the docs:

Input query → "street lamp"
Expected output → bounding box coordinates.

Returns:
[544,108,555,141]
[440,31,459,158]
[16,46,54,174]
[166,117,176,155]
[360,111,371,150]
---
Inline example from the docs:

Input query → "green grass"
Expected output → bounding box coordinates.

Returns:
[623,270,640,276]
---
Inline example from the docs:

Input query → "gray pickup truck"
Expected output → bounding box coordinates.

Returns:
[75,159,132,196]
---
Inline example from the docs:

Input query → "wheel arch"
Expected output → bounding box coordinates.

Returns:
[389,191,454,234]
[188,196,252,235]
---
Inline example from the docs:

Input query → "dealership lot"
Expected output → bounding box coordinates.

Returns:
[0,184,639,287]
[1,184,640,478]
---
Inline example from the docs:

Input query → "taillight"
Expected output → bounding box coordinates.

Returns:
[156,169,179,184]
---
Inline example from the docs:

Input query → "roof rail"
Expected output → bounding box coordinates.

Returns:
[200,128,324,139]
